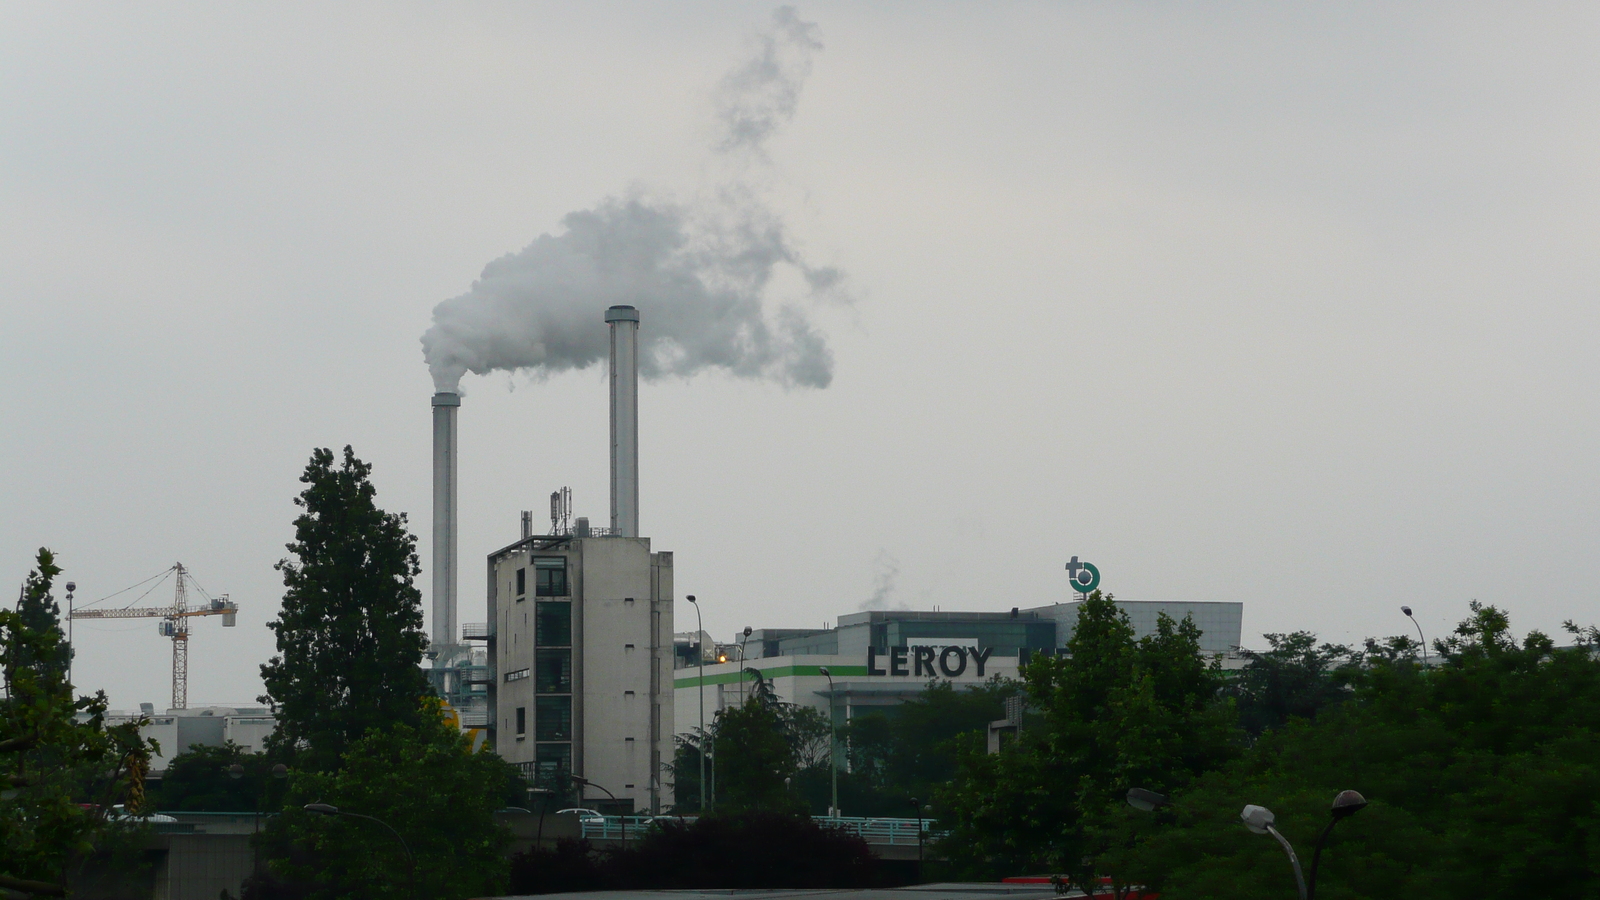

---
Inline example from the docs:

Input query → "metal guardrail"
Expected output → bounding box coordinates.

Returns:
[580,815,935,845]
[579,816,661,839]
[462,623,490,640]
[819,816,935,846]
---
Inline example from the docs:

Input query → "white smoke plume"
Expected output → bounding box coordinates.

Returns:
[421,7,842,393]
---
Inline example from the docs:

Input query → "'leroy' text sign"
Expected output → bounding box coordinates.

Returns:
[867,645,994,678]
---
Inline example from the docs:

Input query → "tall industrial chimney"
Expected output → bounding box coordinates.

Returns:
[606,305,640,537]
[431,391,460,647]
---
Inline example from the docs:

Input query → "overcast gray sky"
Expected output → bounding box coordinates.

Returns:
[4,3,1597,712]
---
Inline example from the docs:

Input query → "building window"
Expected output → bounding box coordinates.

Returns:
[516,568,526,596]
[535,649,572,694]
[534,557,568,597]
[535,696,572,741]
[515,706,526,735]
[535,743,572,791]
[504,668,529,683]
[536,601,571,647]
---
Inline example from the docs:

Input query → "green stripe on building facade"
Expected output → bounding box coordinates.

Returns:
[673,664,870,689]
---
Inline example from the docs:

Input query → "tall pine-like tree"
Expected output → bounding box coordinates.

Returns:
[3,550,153,894]
[11,548,70,686]
[260,446,432,771]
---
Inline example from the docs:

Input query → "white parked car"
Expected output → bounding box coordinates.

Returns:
[555,807,606,825]
[108,805,177,823]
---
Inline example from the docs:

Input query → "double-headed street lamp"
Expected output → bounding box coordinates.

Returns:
[818,666,839,818]
[1127,787,1366,899]
[1240,790,1368,900]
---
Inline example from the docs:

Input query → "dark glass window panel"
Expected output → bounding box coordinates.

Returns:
[535,696,572,741]
[536,649,573,694]
[535,743,572,791]
[515,568,526,596]
[536,602,572,647]
[515,706,526,735]
[534,558,568,596]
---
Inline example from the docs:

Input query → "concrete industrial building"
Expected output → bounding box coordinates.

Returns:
[104,705,277,774]
[674,599,1244,750]
[486,530,674,813]
[473,305,676,814]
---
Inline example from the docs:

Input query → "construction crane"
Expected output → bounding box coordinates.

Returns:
[69,562,237,710]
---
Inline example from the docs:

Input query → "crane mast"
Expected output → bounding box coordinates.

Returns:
[171,563,188,710]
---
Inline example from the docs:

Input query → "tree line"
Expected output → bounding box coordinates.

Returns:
[669,591,1600,898]
[9,444,1600,898]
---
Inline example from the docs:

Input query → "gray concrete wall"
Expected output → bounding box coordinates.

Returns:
[152,834,252,900]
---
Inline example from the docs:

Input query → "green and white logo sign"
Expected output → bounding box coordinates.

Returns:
[1065,556,1100,593]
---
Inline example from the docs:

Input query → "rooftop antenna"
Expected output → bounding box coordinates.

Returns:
[549,487,572,536]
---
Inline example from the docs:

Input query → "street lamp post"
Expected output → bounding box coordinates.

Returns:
[228,763,254,877]
[573,775,626,845]
[1307,791,1367,900]
[64,582,75,689]
[818,666,838,818]
[687,595,706,813]
[304,803,415,894]
[912,798,926,874]
[738,626,753,704]
[1241,805,1307,900]
[527,786,555,848]
[1401,606,1430,667]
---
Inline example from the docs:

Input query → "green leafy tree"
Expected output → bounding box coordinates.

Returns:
[154,742,280,812]
[2,549,155,897]
[709,677,803,813]
[251,447,521,899]
[1229,632,1359,737]
[671,730,709,813]
[10,553,70,685]
[674,672,832,814]
[934,592,1240,888]
[264,715,519,900]
[841,677,1018,816]
[260,446,432,772]
[1129,603,1600,900]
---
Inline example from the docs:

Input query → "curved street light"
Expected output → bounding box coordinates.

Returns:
[521,785,556,848]
[1307,790,1367,900]
[1401,606,1430,667]
[1241,804,1307,900]
[686,594,706,813]
[573,775,627,845]
[818,666,838,818]
[1125,787,1171,813]
[737,626,754,704]
[304,802,415,892]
